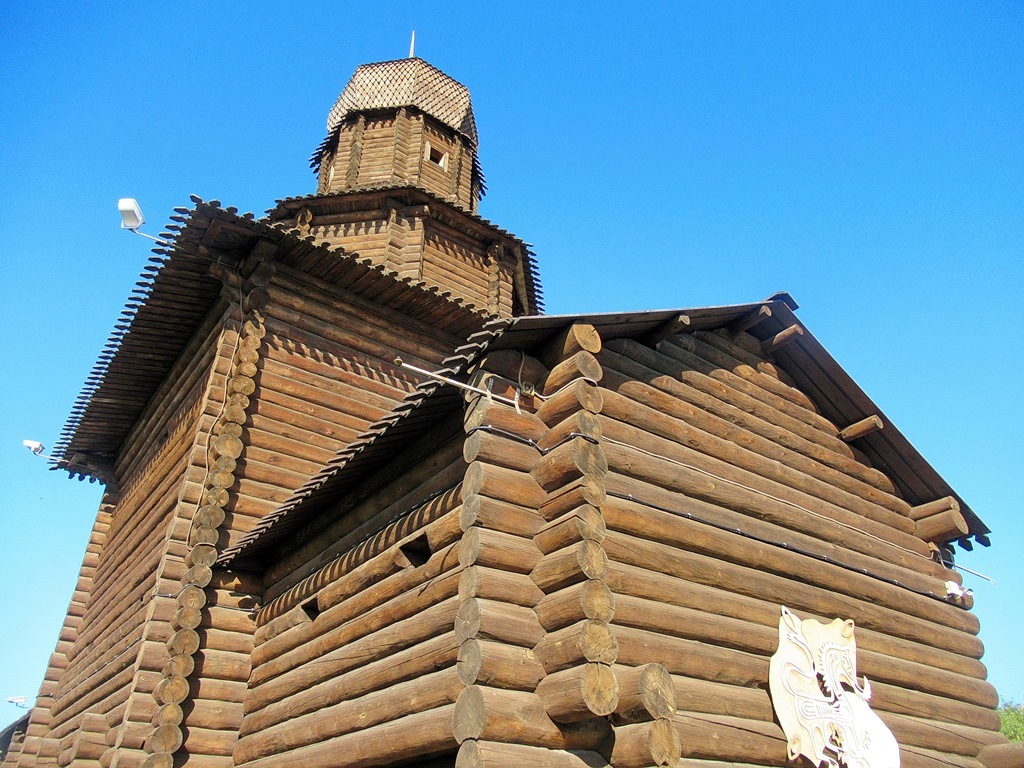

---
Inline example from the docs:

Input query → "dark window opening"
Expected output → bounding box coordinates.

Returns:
[399,533,432,568]
[300,598,321,622]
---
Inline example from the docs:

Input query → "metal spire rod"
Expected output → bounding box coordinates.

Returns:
[409,30,416,58]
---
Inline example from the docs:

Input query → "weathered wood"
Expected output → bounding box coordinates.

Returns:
[915,508,970,543]
[464,429,539,473]
[540,480,607,522]
[456,740,609,768]
[461,495,545,538]
[729,305,772,334]
[475,349,549,388]
[235,705,458,768]
[464,399,547,440]
[910,495,961,522]
[534,620,618,674]
[459,566,545,608]
[977,742,1024,768]
[544,352,604,396]
[459,527,544,574]
[535,506,606,554]
[605,556,984,686]
[241,632,460,733]
[608,719,681,767]
[452,687,562,747]
[671,712,786,764]
[532,440,608,492]
[601,501,983,655]
[535,381,604,426]
[597,376,911,524]
[760,325,804,354]
[457,638,547,690]
[233,667,463,764]
[538,410,603,451]
[536,580,616,631]
[536,663,619,722]
[455,597,546,647]
[839,414,884,442]
[532,541,609,594]
[539,323,603,370]
[612,664,676,724]
[463,462,547,509]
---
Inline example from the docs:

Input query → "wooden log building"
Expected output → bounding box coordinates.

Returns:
[5,56,1020,768]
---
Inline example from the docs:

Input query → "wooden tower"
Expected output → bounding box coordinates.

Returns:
[4,54,1019,768]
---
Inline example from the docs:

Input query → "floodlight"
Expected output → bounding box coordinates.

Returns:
[118,198,145,230]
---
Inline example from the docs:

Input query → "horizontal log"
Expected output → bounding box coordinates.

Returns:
[978,742,1024,768]
[534,620,618,674]
[459,527,543,574]
[673,674,773,722]
[536,580,616,631]
[616,624,766,687]
[455,597,546,647]
[910,496,961,522]
[464,429,539,473]
[538,410,603,452]
[535,381,603,426]
[462,495,545,538]
[536,663,619,722]
[602,510,984,673]
[539,480,607,522]
[476,349,549,388]
[532,440,608,492]
[532,541,609,593]
[464,398,547,440]
[250,568,462,688]
[452,686,562,747]
[456,740,609,768]
[608,719,681,768]
[598,345,892,493]
[241,632,460,735]
[612,664,676,724]
[463,462,547,509]
[671,711,786,764]
[601,484,977,641]
[544,351,604,396]
[880,710,1005,758]
[457,638,546,690]
[458,565,545,607]
[535,506,606,554]
[607,555,985,705]
[236,705,458,768]
[915,508,969,543]
[233,667,463,764]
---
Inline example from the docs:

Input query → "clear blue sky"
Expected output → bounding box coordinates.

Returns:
[1,1,1021,722]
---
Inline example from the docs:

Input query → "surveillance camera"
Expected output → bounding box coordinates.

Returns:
[22,440,44,455]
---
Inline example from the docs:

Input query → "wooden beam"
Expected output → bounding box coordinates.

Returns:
[838,415,884,442]
[760,324,804,354]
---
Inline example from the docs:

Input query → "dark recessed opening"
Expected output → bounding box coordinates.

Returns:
[399,533,432,568]
[300,598,321,622]
[427,145,447,168]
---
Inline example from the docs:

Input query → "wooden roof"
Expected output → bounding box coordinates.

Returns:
[54,197,493,479]
[268,183,543,314]
[220,295,989,570]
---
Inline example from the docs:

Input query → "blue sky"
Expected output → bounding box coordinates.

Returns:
[1,1,1021,721]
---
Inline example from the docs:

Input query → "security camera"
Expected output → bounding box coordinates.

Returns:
[22,440,44,455]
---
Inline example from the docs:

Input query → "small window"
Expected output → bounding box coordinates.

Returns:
[425,143,448,170]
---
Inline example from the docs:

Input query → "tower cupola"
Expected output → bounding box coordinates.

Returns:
[312,57,484,211]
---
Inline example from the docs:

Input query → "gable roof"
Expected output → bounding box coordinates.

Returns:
[220,296,989,570]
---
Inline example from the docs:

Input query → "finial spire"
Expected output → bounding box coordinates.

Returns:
[409,30,416,58]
